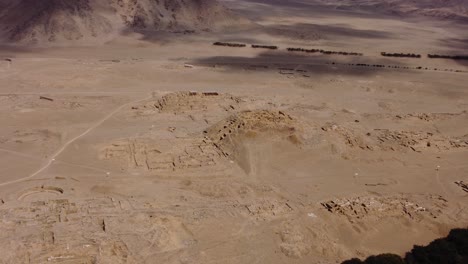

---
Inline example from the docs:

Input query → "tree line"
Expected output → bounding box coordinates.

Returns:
[329,62,465,73]
[287,47,363,56]
[251,44,278,50]
[428,54,468,60]
[213,42,246,47]
[380,52,468,61]
[381,52,421,58]
[213,43,363,56]
[212,41,468,64]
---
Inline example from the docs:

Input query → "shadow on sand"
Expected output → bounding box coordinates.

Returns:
[191,51,409,77]
[342,228,468,264]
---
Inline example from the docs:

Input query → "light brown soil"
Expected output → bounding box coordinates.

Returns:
[0,0,467,263]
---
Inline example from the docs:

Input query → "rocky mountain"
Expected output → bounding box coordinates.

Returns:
[315,0,468,20]
[0,0,237,44]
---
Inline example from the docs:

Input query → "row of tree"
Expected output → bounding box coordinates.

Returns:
[331,62,465,73]
[381,52,422,58]
[354,63,386,68]
[287,47,321,53]
[378,51,468,61]
[251,44,278,50]
[428,54,468,60]
[213,42,246,47]
[212,42,468,65]
[354,63,415,69]
[287,47,363,56]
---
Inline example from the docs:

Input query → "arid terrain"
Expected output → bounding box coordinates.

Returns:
[0,0,467,263]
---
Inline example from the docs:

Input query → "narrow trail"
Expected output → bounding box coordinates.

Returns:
[55,160,110,174]
[0,148,41,160]
[0,94,152,187]
[435,167,450,198]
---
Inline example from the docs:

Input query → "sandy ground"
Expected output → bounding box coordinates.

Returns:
[0,1,467,263]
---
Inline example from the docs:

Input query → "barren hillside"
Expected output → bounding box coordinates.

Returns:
[0,0,237,44]
[315,0,468,20]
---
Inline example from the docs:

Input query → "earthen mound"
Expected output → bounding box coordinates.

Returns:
[206,110,302,173]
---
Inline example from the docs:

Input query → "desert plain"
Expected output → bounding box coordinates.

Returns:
[0,0,467,263]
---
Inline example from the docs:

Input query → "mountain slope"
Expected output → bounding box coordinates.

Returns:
[315,0,468,20]
[0,0,237,44]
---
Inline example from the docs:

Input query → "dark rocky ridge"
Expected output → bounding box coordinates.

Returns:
[0,0,238,44]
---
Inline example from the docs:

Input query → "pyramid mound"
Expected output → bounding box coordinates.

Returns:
[0,0,237,44]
